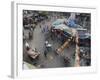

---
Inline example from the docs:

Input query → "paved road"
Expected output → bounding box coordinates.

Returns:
[23,18,75,68]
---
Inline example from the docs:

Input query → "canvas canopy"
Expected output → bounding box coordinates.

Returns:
[53,24,74,36]
[54,24,70,30]
[52,19,67,27]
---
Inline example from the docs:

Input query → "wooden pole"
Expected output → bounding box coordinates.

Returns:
[56,37,72,55]
[74,33,80,67]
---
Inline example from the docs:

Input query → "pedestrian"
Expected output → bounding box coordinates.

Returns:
[25,41,30,50]
[40,24,41,28]
[44,50,47,58]
[46,25,49,32]
[45,41,48,45]
[29,30,32,40]
[42,27,45,33]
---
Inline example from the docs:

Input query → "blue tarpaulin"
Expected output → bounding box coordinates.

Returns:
[67,19,76,28]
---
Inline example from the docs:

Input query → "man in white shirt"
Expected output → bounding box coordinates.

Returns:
[25,41,30,49]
